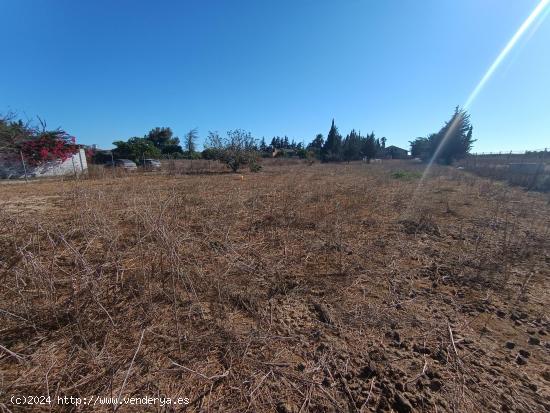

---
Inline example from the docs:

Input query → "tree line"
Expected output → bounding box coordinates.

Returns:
[104,127,198,162]
[101,119,394,165]
[2,105,476,173]
[306,120,388,163]
[102,107,475,171]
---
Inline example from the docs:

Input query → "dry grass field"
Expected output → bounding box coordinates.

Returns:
[1,162,549,412]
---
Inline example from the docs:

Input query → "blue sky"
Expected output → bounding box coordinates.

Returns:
[1,0,549,152]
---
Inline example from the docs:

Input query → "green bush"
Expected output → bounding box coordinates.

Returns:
[184,151,202,160]
[297,148,308,159]
[249,162,262,172]
[391,170,422,180]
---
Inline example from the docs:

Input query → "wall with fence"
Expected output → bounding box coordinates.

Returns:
[457,149,549,192]
[163,159,227,174]
[0,149,88,179]
[460,149,549,165]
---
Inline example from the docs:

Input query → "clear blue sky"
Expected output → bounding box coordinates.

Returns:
[1,0,549,152]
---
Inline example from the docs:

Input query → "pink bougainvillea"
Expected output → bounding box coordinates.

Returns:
[20,132,79,166]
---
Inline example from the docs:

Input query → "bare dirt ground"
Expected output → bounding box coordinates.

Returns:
[1,162,549,412]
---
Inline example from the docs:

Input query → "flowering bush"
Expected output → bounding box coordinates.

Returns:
[20,131,78,166]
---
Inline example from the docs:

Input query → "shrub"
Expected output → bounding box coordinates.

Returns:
[1,114,79,166]
[20,131,78,166]
[204,129,260,173]
[249,162,262,172]
[391,170,422,180]
[221,150,258,173]
[201,147,223,160]
[184,151,202,160]
[296,148,308,159]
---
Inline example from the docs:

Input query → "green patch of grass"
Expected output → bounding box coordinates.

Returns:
[391,170,422,180]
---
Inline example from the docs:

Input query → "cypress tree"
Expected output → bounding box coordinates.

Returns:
[362,132,377,162]
[321,119,343,162]
[343,129,362,162]
[432,107,475,164]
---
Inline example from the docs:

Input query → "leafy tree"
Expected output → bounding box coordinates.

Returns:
[146,127,183,155]
[223,129,259,172]
[321,120,343,162]
[90,149,113,164]
[203,129,260,172]
[380,137,387,149]
[113,137,161,162]
[161,144,185,156]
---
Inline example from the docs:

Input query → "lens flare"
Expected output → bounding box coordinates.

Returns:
[414,0,550,191]
[464,0,550,110]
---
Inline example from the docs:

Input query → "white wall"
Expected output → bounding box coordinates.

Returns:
[0,149,88,179]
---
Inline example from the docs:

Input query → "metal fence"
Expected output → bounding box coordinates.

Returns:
[470,148,548,155]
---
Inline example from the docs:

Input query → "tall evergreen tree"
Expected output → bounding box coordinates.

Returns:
[321,119,343,162]
[308,134,324,150]
[307,134,324,158]
[362,132,377,163]
[432,107,474,164]
[271,137,282,149]
[409,136,431,159]
[408,106,475,164]
[343,129,362,162]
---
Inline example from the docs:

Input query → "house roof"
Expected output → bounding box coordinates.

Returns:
[385,145,407,152]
